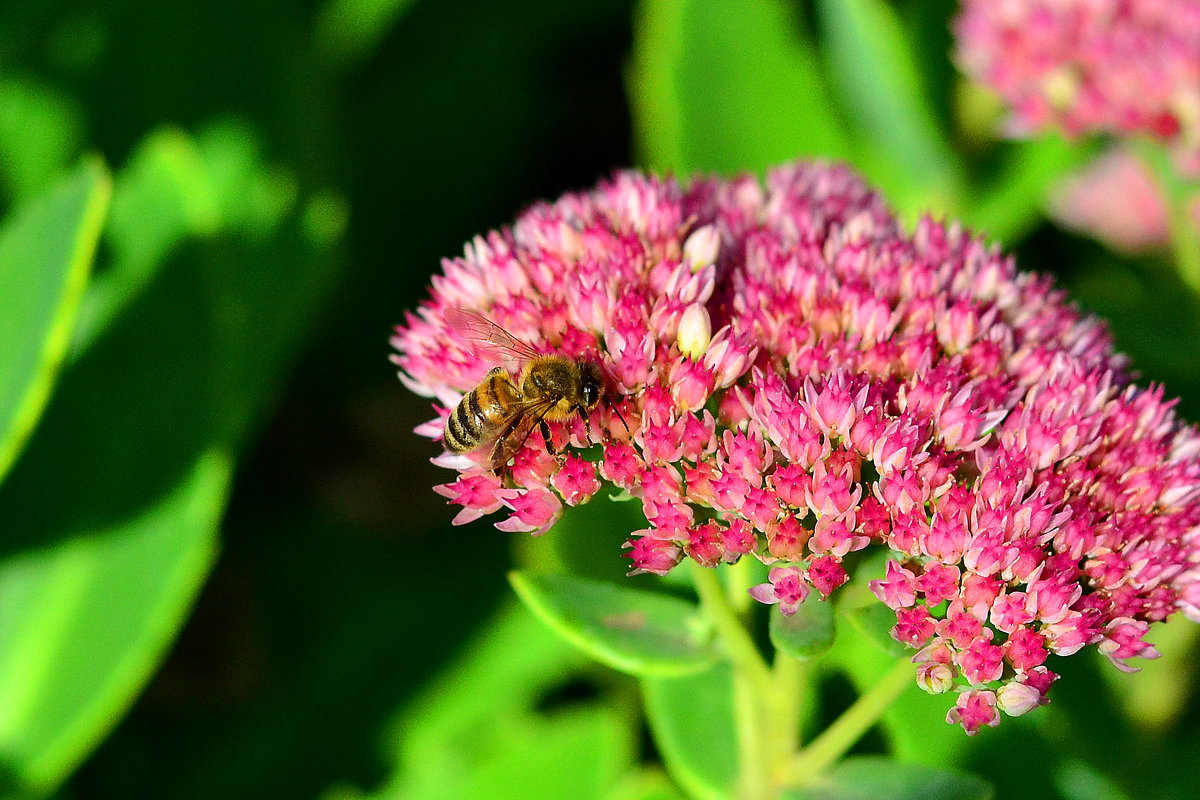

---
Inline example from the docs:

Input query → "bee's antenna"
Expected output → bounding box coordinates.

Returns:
[606,396,631,436]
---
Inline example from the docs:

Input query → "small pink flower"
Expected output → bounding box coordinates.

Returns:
[870,560,919,610]
[916,563,961,606]
[946,690,1001,736]
[749,567,810,616]
[893,606,937,648]
[625,532,682,576]
[1004,627,1049,671]
[496,489,562,536]
[433,471,506,525]
[807,555,849,597]
[552,455,602,506]
[996,681,1045,718]
[1098,617,1162,672]
[1049,148,1172,253]
[960,637,1005,686]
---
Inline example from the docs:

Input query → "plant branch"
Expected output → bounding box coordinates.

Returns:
[691,563,773,692]
[780,657,914,786]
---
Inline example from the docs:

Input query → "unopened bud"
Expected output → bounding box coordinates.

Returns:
[915,663,956,695]
[683,225,720,272]
[996,682,1041,716]
[677,303,712,359]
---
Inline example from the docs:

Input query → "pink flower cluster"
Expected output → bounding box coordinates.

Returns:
[392,162,1200,733]
[955,0,1200,174]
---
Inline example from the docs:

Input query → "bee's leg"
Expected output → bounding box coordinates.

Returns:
[539,419,556,455]
[575,404,593,444]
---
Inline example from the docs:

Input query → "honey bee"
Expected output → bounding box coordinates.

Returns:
[443,309,613,470]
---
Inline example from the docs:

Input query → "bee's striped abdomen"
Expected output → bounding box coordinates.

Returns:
[444,368,519,453]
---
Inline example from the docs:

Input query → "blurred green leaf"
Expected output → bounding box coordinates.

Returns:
[0,158,109,485]
[72,128,219,354]
[0,451,229,797]
[628,0,852,175]
[1053,759,1131,800]
[785,756,993,800]
[509,571,717,676]
[315,0,420,68]
[642,662,738,800]
[365,603,634,800]
[770,595,835,661]
[0,78,86,203]
[404,709,633,800]
[814,0,962,221]
[838,603,906,659]
[962,133,1097,247]
[382,602,587,769]
[603,769,689,800]
[0,119,341,796]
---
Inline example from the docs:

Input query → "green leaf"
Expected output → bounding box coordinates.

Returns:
[770,594,835,661]
[962,133,1098,246]
[786,756,993,800]
[72,127,219,354]
[0,78,86,202]
[814,0,962,221]
[839,602,906,659]
[385,602,587,766]
[628,0,852,175]
[315,0,422,68]
[509,572,716,676]
[0,120,341,796]
[370,603,633,800]
[642,663,738,800]
[0,451,230,797]
[0,158,109,485]
[603,769,690,800]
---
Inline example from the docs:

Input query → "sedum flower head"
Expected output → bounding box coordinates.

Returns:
[392,161,1200,733]
[955,0,1200,174]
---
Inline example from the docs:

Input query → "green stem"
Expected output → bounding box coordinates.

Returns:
[691,563,775,800]
[691,563,773,692]
[766,652,805,778]
[1136,140,1200,291]
[780,658,914,787]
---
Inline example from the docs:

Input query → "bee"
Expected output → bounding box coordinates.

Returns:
[443,309,614,471]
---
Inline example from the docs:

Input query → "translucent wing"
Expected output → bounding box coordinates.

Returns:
[483,396,559,470]
[445,308,542,364]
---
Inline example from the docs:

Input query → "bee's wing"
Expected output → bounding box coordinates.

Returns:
[445,308,542,364]
[484,396,559,470]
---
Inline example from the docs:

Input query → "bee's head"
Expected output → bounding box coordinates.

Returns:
[580,362,604,409]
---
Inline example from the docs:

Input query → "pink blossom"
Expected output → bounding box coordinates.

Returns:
[946,690,1001,736]
[955,0,1200,175]
[870,560,919,610]
[1049,148,1173,253]
[394,161,1200,732]
[749,567,810,616]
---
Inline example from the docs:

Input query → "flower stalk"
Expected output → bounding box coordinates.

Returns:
[781,658,914,787]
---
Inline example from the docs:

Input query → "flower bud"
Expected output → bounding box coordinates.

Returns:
[916,663,956,695]
[683,225,720,272]
[677,302,712,359]
[996,681,1042,717]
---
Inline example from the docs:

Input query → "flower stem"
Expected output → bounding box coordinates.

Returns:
[780,657,914,786]
[691,563,773,692]
[1137,140,1200,291]
[766,651,805,774]
[691,563,775,799]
